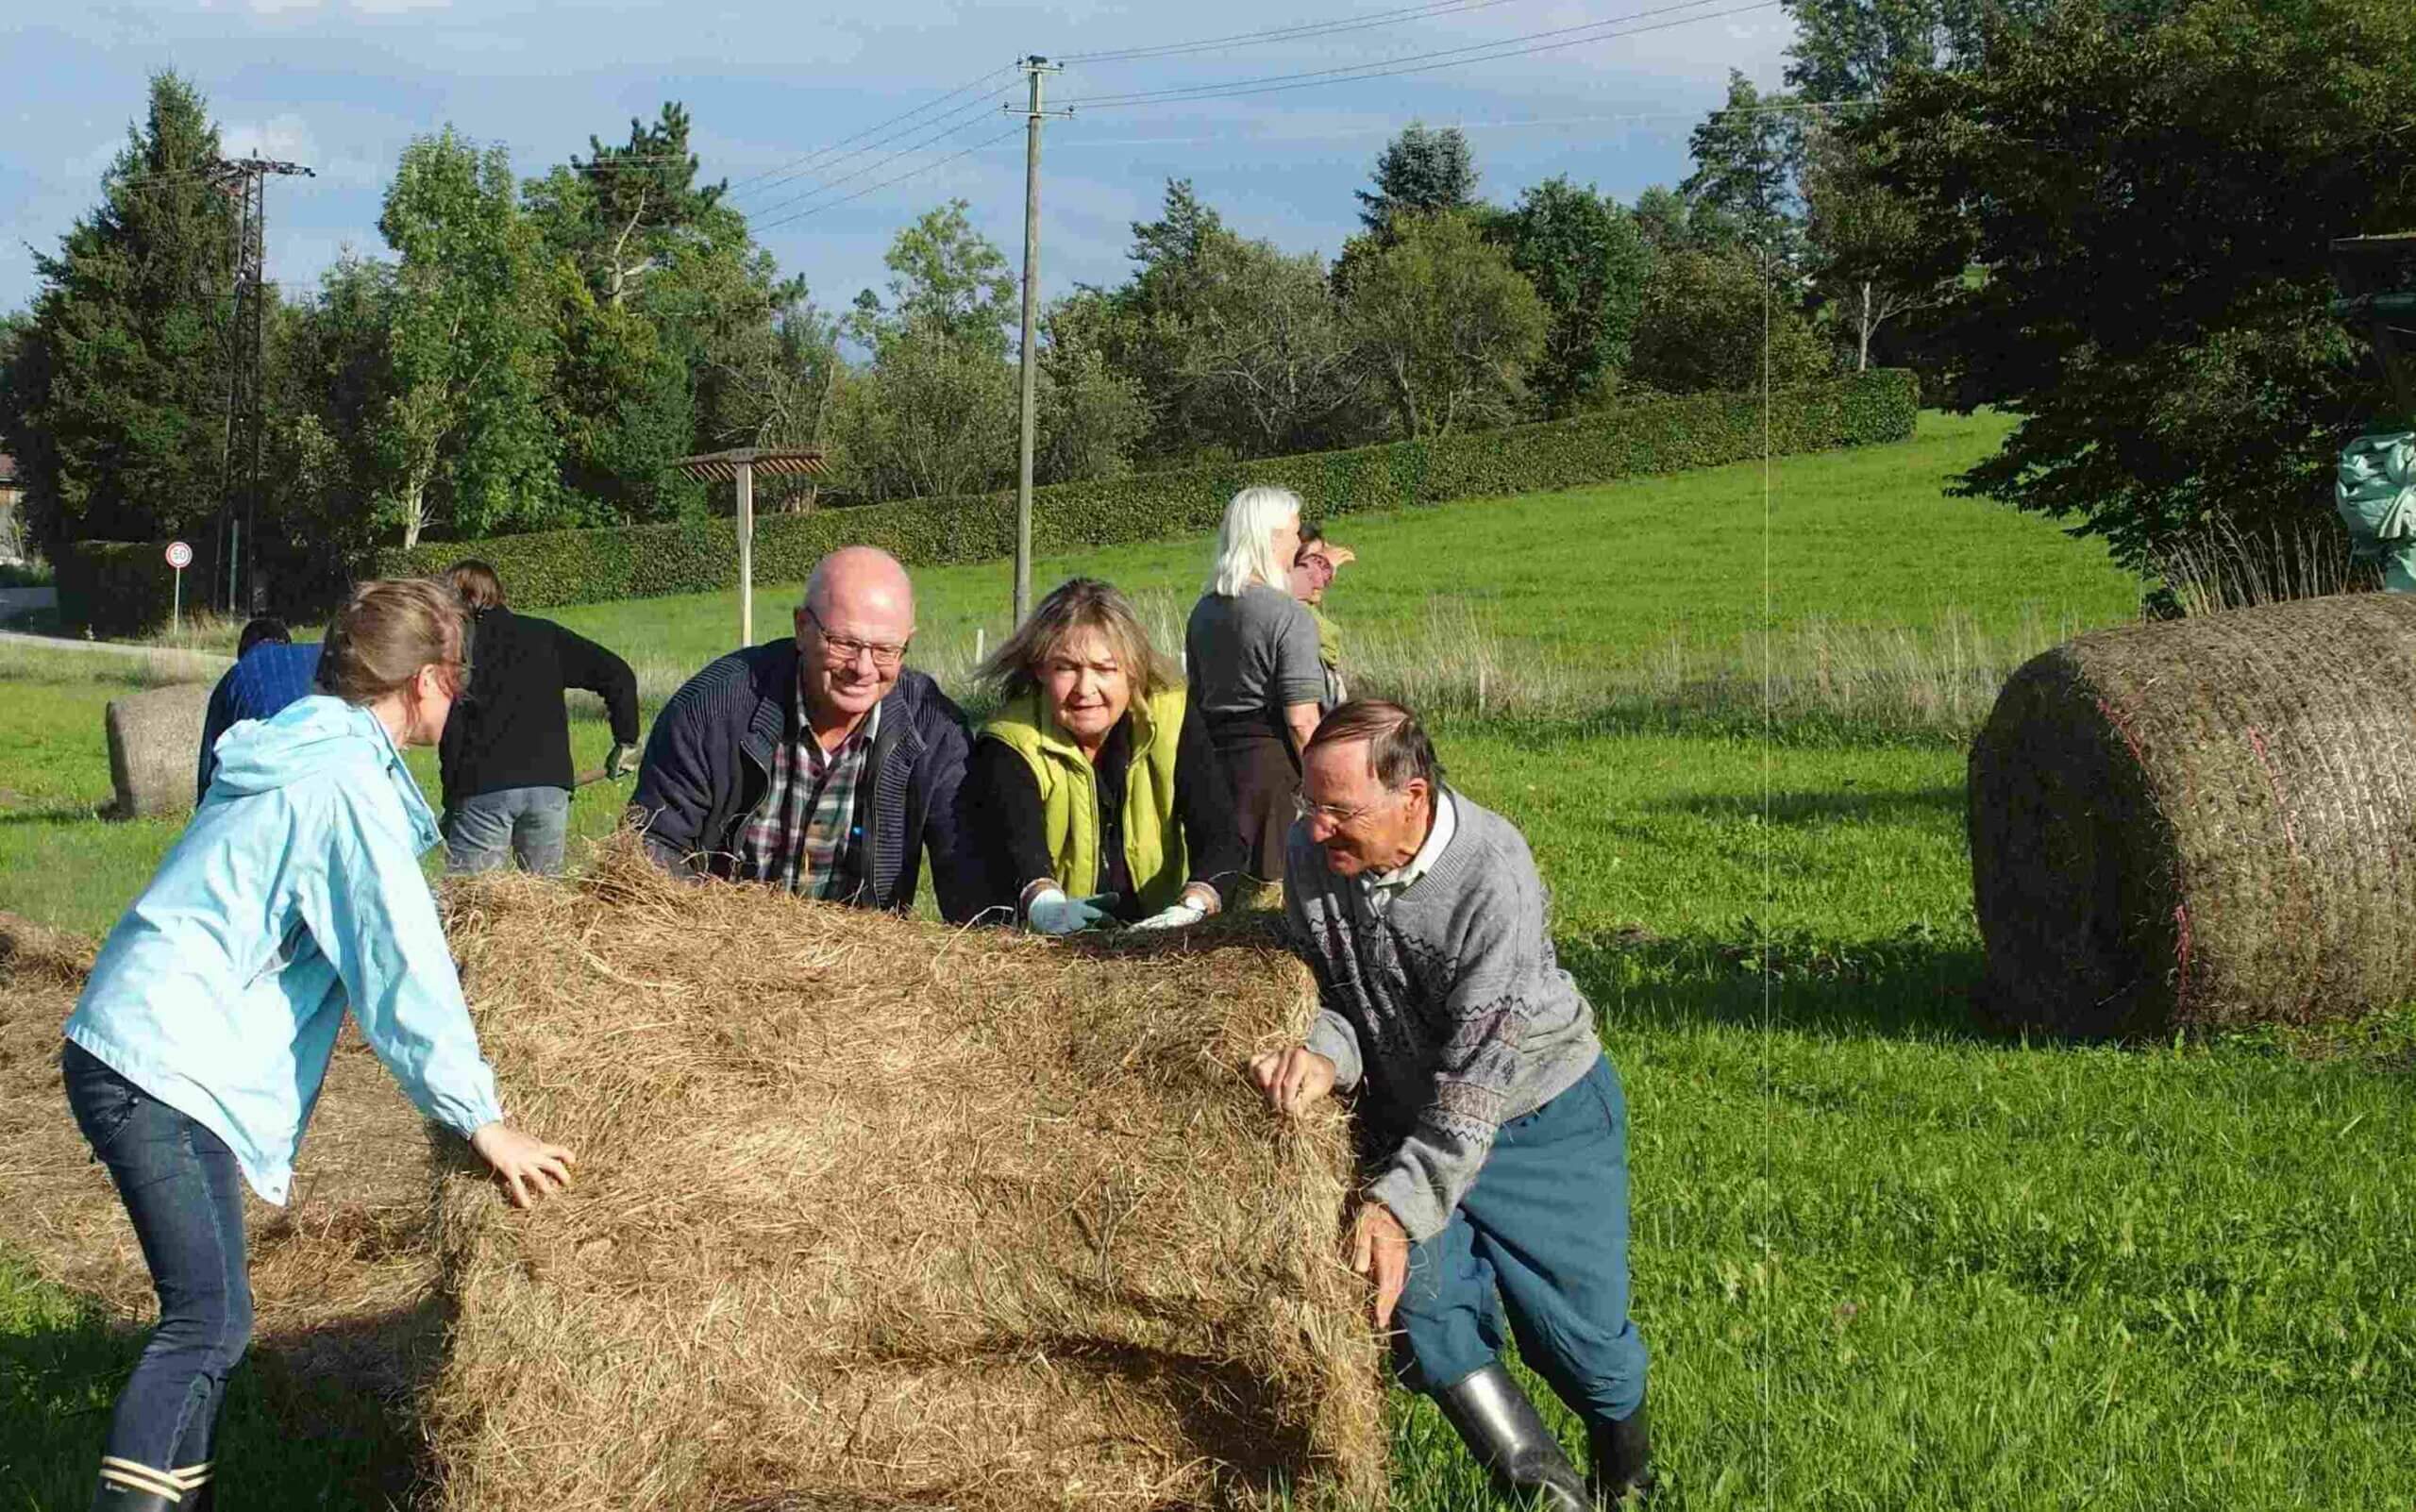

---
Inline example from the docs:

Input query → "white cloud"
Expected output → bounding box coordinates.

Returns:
[221,111,320,163]
[350,0,454,11]
[244,0,325,13]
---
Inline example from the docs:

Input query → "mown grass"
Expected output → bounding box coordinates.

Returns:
[8,417,2410,1508]
[537,411,2139,697]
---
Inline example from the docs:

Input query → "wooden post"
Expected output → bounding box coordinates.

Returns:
[737,458,755,648]
[1009,57,1066,627]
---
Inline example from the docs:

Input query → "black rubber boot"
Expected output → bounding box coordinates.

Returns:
[1433,1363,1592,1511]
[1587,1402,1655,1506]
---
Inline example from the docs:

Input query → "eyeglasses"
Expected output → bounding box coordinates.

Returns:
[803,605,912,669]
[1294,792,1387,828]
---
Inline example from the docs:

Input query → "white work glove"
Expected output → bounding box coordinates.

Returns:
[1026,887,1115,936]
[1131,899,1209,932]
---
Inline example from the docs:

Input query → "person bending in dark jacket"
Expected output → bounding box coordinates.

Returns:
[964,577,1246,933]
[196,616,323,801]
[629,546,978,921]
[438,561,640,876]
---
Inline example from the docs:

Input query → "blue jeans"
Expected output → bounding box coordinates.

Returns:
[443,785,569,876]
[1390,1054,1650,1427]
[61,1041,253,1492]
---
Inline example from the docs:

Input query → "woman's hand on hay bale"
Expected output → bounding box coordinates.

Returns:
[470,1122,576,1208]
[1027,887,1116,936]
[1351,1201,1411,1331]
[1250,1046,1336,1116]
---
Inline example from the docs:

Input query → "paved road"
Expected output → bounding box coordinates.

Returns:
[0,630,231,670]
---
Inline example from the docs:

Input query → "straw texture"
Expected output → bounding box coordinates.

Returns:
[1969,593,2416,1037]
[103,683,212,819]
[426,836,1385,1510]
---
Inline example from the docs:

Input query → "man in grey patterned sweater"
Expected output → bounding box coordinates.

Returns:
[1251,699,1652,1508]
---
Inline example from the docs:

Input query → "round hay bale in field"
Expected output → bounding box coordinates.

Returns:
[103,682,214,820]
[1969,592,2416,1038]
[427,837,1387,1512]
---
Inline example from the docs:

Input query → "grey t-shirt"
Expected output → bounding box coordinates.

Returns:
[1185,583,1327,725]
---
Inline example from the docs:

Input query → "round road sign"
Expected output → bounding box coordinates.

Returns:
[164,541,193,570]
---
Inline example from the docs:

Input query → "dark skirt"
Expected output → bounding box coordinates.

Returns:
[1212,721,1300,884]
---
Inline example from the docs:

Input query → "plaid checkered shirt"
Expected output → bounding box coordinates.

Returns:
[737,667,880,899]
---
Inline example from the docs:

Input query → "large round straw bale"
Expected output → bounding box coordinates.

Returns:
[104,682,214,819]
[428,837,1387,1511]
[1969,592,2416,1038]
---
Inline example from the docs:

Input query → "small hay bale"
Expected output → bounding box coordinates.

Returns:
[428,836,1386,1511]
[1969,592,2416,1037]
[103,682,214,819]
[0,912,444,1397]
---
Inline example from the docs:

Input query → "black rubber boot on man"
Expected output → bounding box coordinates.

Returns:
[1434,1363,1592,1511]
[92,1457,208,1510]
[1587,1403,1655,1505]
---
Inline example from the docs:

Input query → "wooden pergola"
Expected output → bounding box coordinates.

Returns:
[670,446,827,647]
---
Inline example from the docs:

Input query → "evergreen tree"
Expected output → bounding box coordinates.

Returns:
[1355,123,1481,237]
[0,72,236,551]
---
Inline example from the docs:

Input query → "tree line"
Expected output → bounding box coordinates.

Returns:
[0,68,1903,590]
[9,0,2410,592]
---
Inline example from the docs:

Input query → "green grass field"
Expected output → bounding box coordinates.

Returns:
[9,412,2412,1508]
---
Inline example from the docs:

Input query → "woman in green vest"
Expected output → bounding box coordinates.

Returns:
[966,578,1250,934]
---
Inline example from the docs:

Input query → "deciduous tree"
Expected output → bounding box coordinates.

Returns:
[1344,210,1546,437]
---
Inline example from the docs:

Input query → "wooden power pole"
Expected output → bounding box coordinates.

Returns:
[1009,56,1069,627]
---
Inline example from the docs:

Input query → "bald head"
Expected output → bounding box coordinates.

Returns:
[795,546,917,737]
[804,546,914,624]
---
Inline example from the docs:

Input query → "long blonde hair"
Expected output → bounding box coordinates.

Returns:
[980,578,1181,709]
[1204,485,1300,598]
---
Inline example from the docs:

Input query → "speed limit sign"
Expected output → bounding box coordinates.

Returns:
[165,540,193,633]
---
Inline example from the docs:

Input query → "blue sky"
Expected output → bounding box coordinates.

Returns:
[1,0,1797,319]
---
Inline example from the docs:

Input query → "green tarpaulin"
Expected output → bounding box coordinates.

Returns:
[2338,429,2416,591]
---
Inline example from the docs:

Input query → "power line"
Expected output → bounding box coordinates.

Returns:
[739,89,1019,224]
[1060,0,1535,65]
[1046,99,1873,150]
[1059,0,1784,109]
[747,125,1024,235]
[723,64,1021,203]
[721,62,1016,195]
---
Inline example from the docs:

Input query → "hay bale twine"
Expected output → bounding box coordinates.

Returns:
[1969,592,2416,1038]
[104,682,214,819]
[428,838,1387,1512]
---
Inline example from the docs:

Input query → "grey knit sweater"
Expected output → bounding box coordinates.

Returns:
[1284,790,1603,1241]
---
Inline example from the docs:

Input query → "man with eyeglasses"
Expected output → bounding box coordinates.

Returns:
[630,546,976,919]
[1250,698,1653,1509]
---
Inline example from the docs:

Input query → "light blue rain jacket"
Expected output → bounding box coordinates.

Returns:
[64,695,505,1204]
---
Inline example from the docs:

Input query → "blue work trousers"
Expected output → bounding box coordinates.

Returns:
[443,784,570,876]
[1390,1053,1650,1428]
[60,1041,254,1496]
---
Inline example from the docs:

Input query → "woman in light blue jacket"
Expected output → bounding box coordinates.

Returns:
[61,578,574,1512]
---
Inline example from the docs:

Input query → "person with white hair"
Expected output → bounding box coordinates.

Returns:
[1184,486,1326,883]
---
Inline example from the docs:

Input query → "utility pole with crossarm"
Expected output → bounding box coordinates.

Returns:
[1007,57,1071,627]
[206,155,314,614]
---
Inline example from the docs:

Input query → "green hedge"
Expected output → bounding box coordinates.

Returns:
[62,372,1917,630]
[52,538,227,638]
[378,371,1916,611]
